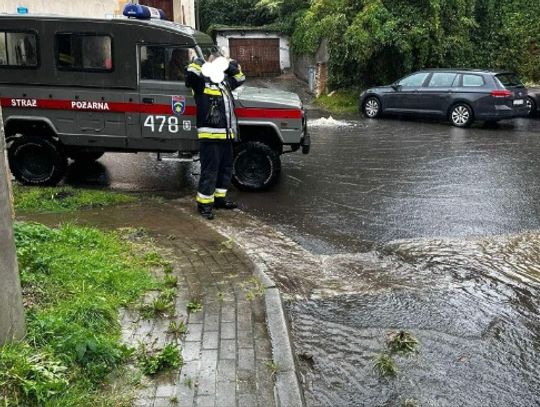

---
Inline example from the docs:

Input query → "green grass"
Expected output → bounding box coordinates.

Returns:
[137,343,183,376]
[13,185,137,213]
[187,300,203,313]
[0,222,159,406]
[387,331,419,354]
[373,353,399,378]
[315,89,360,115]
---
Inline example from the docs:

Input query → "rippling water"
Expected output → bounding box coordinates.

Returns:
[287,234,540,407]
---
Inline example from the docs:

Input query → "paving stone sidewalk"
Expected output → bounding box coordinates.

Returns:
[118,205,276,407]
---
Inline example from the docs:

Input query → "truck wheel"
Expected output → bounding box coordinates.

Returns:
[8,135,67,186]
[68,151,105,162]
[233,141,281,191]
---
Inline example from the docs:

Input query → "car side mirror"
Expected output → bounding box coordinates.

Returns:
[391,84,401,91]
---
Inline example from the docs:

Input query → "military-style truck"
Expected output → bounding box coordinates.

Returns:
[0,10,310,191]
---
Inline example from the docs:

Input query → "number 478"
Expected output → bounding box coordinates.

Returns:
[144,115,180,133]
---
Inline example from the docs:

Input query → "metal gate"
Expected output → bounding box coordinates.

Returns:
[229,38,280,77]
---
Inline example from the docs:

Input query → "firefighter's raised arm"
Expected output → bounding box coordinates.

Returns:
[185,57,205,95]
[226,60,245,90]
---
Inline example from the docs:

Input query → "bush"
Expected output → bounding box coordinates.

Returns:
[291,0,540,88]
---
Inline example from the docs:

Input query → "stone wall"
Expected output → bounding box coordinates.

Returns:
[293,40,329,96]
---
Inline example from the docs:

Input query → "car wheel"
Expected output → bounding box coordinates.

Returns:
[68,150,105,162]
[8,135,67,186]
[233,141,281,191]
[449,103,473,127]
[363,97,381,118]
[526,97,536,117]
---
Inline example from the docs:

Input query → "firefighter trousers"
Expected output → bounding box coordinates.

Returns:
[196,141,234,205]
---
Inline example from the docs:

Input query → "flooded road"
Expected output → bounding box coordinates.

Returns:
[239,116,540,254]
[56,95,540,406]
[287,236,540,406]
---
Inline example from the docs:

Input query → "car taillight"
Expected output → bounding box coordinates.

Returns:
[491,90,512,98]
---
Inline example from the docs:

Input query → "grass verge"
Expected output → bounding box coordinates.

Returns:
[315,89,359,115]
[0,222,159,406]
[13,185,137,213]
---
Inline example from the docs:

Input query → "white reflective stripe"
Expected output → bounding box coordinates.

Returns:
[205,84,220,90]
[197,192,214,199]
[197,127,228,133]
[215,188,227,194]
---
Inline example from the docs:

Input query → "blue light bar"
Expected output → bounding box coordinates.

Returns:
[123,4,166,20]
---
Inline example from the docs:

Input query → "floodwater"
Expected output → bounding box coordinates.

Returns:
[53,83,540,406]
[287,236,540,406]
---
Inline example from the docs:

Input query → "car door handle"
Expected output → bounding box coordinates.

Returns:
[142,97,154,104]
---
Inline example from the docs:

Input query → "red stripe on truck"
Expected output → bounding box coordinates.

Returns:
[0,97,197,115]
[0,97,302,119]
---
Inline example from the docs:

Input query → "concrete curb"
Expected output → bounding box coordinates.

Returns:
[253,261,306,407]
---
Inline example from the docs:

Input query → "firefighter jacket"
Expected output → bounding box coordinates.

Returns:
[185,58,246,142]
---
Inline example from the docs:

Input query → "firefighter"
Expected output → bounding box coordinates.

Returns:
[185,51,246,219]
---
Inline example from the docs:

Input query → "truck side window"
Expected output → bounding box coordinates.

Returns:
[56,33,112,71]
[140,45,197,81]
[0,31,38,67]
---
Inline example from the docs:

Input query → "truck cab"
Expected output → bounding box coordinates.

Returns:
[0,11,310,191]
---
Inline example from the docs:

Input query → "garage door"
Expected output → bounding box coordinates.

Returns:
[229,38,280,77]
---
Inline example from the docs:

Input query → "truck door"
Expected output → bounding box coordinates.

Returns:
[131,45,198,152]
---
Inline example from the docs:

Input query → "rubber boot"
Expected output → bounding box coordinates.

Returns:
[214,197,238,210]
[197,203,215,220]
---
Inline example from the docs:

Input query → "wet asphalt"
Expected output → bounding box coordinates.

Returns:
[239,116,540,254]
[69,115,540,255]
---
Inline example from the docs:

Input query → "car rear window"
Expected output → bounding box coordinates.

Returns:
[462,74,485,87]
[496,73,523,87]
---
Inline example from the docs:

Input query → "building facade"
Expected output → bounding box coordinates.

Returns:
[0,0,196,28]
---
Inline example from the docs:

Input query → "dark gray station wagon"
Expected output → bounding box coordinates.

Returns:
[360,69,529,127]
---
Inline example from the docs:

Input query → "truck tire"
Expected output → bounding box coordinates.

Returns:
[68,151,105,162]
[233,141,281,191]
[8,135,67,186]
